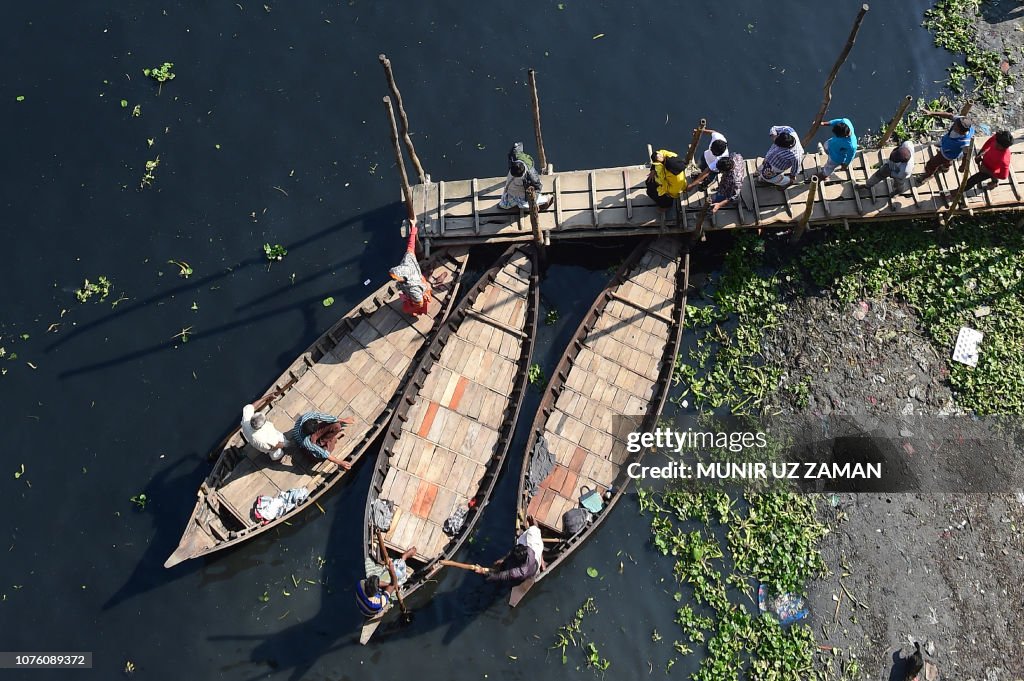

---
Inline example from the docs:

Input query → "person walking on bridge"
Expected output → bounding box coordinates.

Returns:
[962,130,1014,194]
[814,117,857,181]
[916,111,975,184]
[758,125,804,188]
[860,141,916,194]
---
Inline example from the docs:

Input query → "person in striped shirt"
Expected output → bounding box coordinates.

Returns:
[758,125,804,188]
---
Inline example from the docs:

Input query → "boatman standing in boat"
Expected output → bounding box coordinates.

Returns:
[472,516,545,585]
[389,218,449,316]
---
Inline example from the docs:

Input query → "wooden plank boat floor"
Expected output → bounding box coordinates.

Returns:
[378,251,534,562]
[527,239,679,533]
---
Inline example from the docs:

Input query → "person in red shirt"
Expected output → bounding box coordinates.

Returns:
[964,131,1014,193]
[388,219,434,316]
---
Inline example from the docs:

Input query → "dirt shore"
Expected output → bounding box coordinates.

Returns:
[763,291,1024,681]
[971,0,1024,131]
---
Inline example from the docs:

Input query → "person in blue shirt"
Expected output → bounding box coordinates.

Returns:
[917,111,975,184]
[814,118,857,181]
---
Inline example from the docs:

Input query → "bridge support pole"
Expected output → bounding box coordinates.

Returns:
[379,55,426,184]
[803,4,870,147]
[878,95,913,147]
[684,119,707,169]
[792,176,819,243]
[526,186,548,262]
[940,142,976,230]
[527,69,549,174]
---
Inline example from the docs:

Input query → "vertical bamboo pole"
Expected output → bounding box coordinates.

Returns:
[959,100,973,117]
[379,54,426,183]
[527,69,549,174]
[941,142,976,229]
[803,4,870,147]
[878,95,913,147]
[791,176,820,242]
[383,96,416,225]
[684,119,707,168]
[526,186,547,261]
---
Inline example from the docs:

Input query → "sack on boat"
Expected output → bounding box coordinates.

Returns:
[562,508,592,536]
[370,498,396,532]
[443,505,469,536]
[253,486,310,524]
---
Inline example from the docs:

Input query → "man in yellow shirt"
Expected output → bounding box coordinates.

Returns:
[646,150,688,211]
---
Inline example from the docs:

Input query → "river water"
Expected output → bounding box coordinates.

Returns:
[1,2,948,679]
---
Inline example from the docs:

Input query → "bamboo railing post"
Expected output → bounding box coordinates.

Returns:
[878,95,913,147]
[802,4,870,147]
[383,96,416,229]
[792,176,820,243]
[940,141,976,230]
[959,100,974,117]
[684,119,707,168]
[379,54,426,183]
[527,69,549,174]
[526,186,548,261]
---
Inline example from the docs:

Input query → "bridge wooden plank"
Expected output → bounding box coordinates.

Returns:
[471,178,480,235]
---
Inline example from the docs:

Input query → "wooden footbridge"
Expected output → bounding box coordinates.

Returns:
[406,130,1024,252]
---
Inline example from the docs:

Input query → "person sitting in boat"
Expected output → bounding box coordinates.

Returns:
[389,218,433,316]
[356,544,417,618]
[240,399,288,461]
[498,142,554,211]
[291,411,353,469]
[473,516,544,584]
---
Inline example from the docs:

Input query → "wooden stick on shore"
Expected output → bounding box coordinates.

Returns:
[379,54,427,183]
[802,4,870,147]
[878,95,913,147]
[684,119,707,169]
[792,176,820,243]
[527,69,549,174]
[383,96,416,224]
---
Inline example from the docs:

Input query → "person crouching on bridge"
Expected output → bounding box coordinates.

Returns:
[706,154,745,214]
[499,142,553,211]
[646,150,688,212]
[916,111,974,184]
[963,130,1014,194]
[389,218,435,316]
[758,126,804,188]
[860,141,915,195]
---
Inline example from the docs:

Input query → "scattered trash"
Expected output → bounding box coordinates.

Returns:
[363,279,371,286]
[972,305,991,318]
[757,584,808,625]
[852,300,869,321]
[951,327,983,367]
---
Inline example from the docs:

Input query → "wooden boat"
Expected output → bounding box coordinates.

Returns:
[359,243,539,643]
[509,236,689,606]
[164,248,469,568]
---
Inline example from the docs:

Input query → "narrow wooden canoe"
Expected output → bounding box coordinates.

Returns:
[509,236,689,606]
[359,243,539,643]
[164,248,469,568]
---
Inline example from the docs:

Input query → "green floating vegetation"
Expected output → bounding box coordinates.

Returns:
[800,218,1024,415]
[673,234,785,416]
[75,276,112,303]
[528,362,547,389]
[550,597,609,672]
[129,493,148,510]
[140,156,160,190]
[264,243,288,261]
[544,308,559,325]
[642,488,828,680]
[923,0,1013,107]
[143,62,176,83]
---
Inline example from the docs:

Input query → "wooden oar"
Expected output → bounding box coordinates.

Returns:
[439,559,488,573]
[376,530,413,623]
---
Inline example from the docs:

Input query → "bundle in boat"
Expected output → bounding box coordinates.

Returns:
[509,236,689,607]
[164,248,469,568]
[360,243,539,643]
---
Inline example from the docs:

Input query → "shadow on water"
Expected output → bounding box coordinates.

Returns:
[53,204,405,379]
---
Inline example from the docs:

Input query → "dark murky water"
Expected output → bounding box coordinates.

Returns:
[1,2,947,678]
